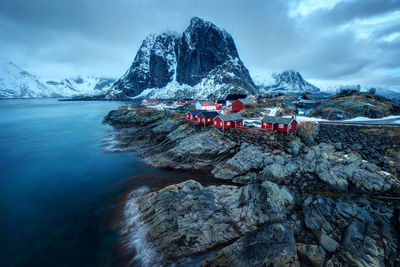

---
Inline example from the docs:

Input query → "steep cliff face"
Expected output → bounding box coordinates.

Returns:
[102,17,257,99]
[111,33,179,98]
[176,17,240,85]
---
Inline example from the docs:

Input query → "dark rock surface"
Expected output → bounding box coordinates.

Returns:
[200,222,299,267]
[133,180,294,265]
[110,33,179,98]
[317,124,400,175]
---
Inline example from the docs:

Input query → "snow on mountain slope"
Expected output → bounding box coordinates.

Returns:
[0,59,115,98]
[0,59,56,98]
[254,70,320,94]
[44,76,115,97]
[99,17,257,100]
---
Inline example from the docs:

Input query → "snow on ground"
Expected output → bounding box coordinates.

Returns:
[267,107,279,116]
[344,115,400,121]
[295,115,400,123]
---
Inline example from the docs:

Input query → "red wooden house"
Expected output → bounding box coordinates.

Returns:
[198,111,219,125]
[177,99,186,105]
[185,110,203,124]
[261,116,298,132]
[231,99,253,111]
[213,114,243,130]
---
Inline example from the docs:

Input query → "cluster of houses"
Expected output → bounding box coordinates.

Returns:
[185,110,298,133]
[139,94,298,133]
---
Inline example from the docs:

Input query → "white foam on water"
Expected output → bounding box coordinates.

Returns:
[100,134,135,153]
[121,187,162,267]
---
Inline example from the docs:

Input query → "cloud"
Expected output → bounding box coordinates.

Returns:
[0,0,399,91]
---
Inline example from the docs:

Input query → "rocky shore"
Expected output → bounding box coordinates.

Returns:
[104,106,400,266]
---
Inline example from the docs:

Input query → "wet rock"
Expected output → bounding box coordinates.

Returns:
[201,223,299,267]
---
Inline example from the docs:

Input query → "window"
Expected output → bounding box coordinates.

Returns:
[227,122,231,126]
[207,118,210,122]
[214,121,217,125]
[220,122,223,126]
[279,124,284,128]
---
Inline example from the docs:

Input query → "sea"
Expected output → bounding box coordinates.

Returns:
[0,99,216,267]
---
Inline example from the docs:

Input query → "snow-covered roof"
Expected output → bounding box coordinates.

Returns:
[218,113,243,122]
[262,116,295,124]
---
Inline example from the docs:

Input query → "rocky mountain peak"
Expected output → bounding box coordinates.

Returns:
[255,70,320,94]
[102,17,256,100]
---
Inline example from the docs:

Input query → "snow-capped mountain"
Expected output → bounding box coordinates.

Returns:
[0,59,57,98]
[44,76,115,97]
[0,59,115,98]
[99,17,257,100]
[254,70,320,94]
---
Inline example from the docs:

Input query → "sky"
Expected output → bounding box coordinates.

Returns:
[0,0,399,91]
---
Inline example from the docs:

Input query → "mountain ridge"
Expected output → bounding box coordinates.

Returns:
[0,59,115,98]
[99,17,258,100]
[254,70,320,94]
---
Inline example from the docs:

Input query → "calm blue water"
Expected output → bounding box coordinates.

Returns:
[0,99,214,267]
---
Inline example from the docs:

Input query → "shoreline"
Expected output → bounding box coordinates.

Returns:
[104,106,400,266]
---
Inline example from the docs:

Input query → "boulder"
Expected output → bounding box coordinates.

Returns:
[145,127,235,169]
[261,181,294,213]
[349,169,391,192]
[262,161,297,182]
[296,243,326,267]
[133,180,294,264]
[212,145,269,180]
[314,231,339,253]
[316,163,348,191]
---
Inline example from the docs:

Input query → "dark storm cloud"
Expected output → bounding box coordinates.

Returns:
[0,0,399,91]
[305,0,400,26]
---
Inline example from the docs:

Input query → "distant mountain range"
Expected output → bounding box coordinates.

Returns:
[253,70,320,94]
[0,59,114,99]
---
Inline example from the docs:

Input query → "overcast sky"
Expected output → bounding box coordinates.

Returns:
[0,0,399,91]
